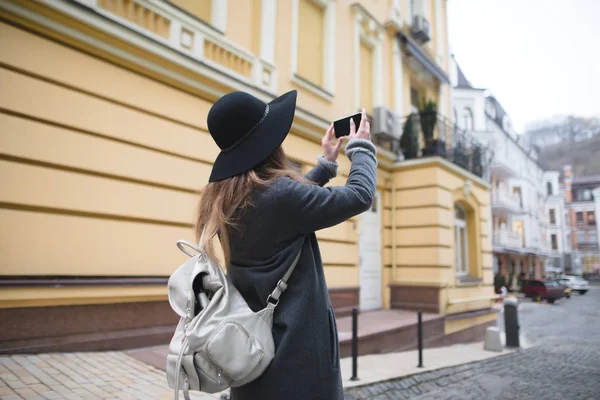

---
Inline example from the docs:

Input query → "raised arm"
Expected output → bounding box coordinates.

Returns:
[281,109,377,234]
[303,123,343,186]
[282,139,377,234]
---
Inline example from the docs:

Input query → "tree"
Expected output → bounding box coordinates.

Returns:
[525,115,600,148]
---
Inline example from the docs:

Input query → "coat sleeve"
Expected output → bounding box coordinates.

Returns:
[304,155,339,187]
[280,139,378,235]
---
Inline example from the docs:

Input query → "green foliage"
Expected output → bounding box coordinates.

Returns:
[418,98,438,143]
[419,98,437,113]
[401,114,419,159]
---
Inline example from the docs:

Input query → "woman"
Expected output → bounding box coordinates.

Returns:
[197,90,377,400]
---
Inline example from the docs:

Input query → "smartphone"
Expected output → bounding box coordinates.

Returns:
[333,112,362,138]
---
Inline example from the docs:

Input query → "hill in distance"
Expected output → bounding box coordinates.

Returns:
[539,134,600,177]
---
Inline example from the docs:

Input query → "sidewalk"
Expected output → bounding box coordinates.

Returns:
[340,340,525,389]
[0,338,524,400]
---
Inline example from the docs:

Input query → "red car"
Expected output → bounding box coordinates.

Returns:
[520,279,565,304]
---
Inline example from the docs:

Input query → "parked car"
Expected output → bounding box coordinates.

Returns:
[552,280,571,298]
[521,279,566,303]
[557,275,590,295]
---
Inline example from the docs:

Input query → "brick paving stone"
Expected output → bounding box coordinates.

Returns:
[15,387,36,396]
[1,395,22,400]
[5,380,25,390]
[0,373,17,382]
[345,288,600,400]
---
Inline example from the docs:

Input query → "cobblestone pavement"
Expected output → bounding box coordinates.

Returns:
[344,287,600,400]
[0,351,217,400]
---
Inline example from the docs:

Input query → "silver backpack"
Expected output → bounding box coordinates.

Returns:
[166,237,301,399]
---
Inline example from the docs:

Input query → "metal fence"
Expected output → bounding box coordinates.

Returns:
[372,112,494,180]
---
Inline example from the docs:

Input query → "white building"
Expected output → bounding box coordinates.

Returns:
[543,171,568,273]
[561,168,600,274]
[450,59,564,285]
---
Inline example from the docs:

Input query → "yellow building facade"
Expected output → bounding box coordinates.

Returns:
[0,0,495,353]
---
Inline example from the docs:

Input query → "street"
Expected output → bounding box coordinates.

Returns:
[344,287,600,400]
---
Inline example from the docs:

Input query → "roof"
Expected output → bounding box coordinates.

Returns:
[398,32,449,84]
[456,64,472,88]
[572,175,600,184]
[485,95,508,128]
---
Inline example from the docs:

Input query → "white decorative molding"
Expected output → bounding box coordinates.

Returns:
[290,0,335,100]
[393,36,404,116]
[259,0,277,64]
[352,4,385,112]
[463,180,473,197]
[51,0,277,94]
[435,0,444,64]
[210,0,228,32]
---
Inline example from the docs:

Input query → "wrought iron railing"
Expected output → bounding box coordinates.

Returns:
[371,112,494,179]
[578,243,599,250]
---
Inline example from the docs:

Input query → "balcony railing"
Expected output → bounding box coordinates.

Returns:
[68,0,278,93]
[578,243,599,250]
[381,112,493,180]
[493,230,523,248]
[492,191,522,213]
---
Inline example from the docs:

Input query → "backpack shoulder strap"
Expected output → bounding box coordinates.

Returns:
[266,239,304,308]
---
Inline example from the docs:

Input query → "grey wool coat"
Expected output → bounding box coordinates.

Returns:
[226,139,377,400]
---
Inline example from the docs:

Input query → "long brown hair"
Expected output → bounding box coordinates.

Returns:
[196,147,307,262]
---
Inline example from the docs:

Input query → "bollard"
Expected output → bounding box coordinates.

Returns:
[350,307,359,381]
[417,310,424,368]
[504,296,520,347]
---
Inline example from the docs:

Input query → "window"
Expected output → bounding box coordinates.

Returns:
[575,189,594,201]
[410,87,420,111]
[576,212,584,224]
[590,231,598,244]
[551,234,558,250]
[359,41,374,113]
[353,5,382,112]
[549,209,556,225]
[546,181,553,196]
[454,205,469,276]
[462,107,474,131]
[513,187,523,208]
[291,0,335,98]
[577,231,585,244]
[588,211,596,226]
[297,0,324,86]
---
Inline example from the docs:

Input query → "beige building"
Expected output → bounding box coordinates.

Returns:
[0,0,496,353]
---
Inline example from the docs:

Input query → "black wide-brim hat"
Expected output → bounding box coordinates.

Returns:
[207,90,297,182]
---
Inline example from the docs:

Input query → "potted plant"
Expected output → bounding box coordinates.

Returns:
[400,114,419,159]
[453,141,469,169]
[494,273,506,294]
[419,99,444,156]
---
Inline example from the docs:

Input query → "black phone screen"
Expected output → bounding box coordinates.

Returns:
[333,113,362,138]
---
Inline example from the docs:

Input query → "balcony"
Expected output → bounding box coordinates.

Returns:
[61,0,278,94]
[373,112,493,179]
[492,191,523,215]
[489,159,518,179]
[578,243,599,251]
[493,230,523,249]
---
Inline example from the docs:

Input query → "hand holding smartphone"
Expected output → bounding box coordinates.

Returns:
[333,112,362,138]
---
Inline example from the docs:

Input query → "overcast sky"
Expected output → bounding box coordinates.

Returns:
[447,0,600,133]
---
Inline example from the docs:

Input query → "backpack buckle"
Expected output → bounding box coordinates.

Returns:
[266,294,279,306]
